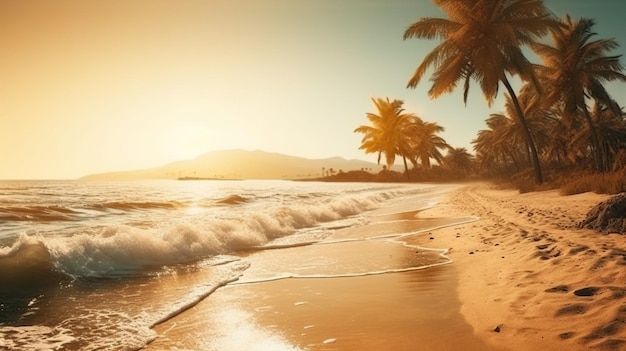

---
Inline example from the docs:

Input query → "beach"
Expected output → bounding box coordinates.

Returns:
[1,180,473,350]
[144,183,623,351]
[144,184,497,351]
[412,184,623,351]
[1,180,622,350]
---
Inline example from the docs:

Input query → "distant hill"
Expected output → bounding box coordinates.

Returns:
[79,149,393,180]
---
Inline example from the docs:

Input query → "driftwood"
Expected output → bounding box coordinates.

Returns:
[578,193,626,234]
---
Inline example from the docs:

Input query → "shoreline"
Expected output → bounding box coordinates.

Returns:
[412,183,621,350]
[143,183,621,350]
[144,184,500,350]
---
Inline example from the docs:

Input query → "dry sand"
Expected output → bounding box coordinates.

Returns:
[411,183,625,351]
[145,183,624,351]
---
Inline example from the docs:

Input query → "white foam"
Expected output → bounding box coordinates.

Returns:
[0,326,75,351]
[0,183,438,278]
[149,261,250,328]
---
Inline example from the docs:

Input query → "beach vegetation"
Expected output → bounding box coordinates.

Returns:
[406,119,450,169]
[559,169,626,195]
[473,84,556,179]
[354,97,417,180]
[355,97,458,182]
[403,0,560,184]
[466,13,626,195]
[348,2,626,193]
[532,16,626,173]
[444,147,475,178]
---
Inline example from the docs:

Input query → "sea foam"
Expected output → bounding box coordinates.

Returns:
[0,186,392,279]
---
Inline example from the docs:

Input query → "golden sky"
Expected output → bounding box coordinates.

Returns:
[1,0,624,179]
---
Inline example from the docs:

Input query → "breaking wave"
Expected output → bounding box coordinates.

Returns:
[0,187,393,282]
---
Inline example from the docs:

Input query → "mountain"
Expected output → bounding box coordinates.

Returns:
[79,149,392,180]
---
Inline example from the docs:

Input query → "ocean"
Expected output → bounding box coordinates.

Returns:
[0,179,463,350]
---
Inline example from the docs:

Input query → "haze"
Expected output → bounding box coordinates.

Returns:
[1,0,624,179]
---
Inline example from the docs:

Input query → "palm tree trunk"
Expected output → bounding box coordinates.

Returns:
[502,77,543,184]
[582,107,604,172]
[402,156,411,182]
[421,152,430,169]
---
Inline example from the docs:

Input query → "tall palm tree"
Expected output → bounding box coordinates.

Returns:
[532,15,626,172]
[504,84,555,162]
[354,97,416,179]
[408,118,450,169]
[403,0,559,184]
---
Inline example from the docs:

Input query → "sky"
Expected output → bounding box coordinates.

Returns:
[1,0,625,179]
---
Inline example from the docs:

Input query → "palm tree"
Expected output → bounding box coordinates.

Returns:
[542,104,572,168]
[590,100,626,170]
[532,15,626,172]
[354,97,416,180]
[408,118,450,169]
[445,147,474,177]
[505,84,555,162]
[473,113,522,175]
[473,132,503,175]
[403,0,559,184]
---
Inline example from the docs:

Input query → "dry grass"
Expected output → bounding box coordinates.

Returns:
[559,169,626,195]
[493,168,626,195]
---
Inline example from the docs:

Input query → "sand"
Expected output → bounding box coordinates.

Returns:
[144,183,624,351]
[410,183,624,351]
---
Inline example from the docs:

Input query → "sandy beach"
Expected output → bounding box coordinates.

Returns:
[410,183,624,351]
[143,183,624,351]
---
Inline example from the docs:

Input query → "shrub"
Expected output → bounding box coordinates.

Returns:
[559,169,626,195]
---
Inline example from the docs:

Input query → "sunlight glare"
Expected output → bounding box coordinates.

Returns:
[184,205,206,215]
[160,125,214,160]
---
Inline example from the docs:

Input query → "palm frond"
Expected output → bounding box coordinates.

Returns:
[403,18,460,40]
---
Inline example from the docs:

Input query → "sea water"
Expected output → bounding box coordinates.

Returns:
[0,179,455,350]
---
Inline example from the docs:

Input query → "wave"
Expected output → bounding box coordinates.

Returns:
[216,194,247,205]
[0,205,80,222]
[0,186,413,285]
[0,236,68,294]
[0,201,184,222]
[90,201,184,211]
[0,259,250,351]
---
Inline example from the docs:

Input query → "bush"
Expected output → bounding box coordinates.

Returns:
[559,169,626,195]
[498,169,560,193]
[492,167,625,195]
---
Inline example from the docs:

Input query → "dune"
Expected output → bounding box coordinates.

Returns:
[410,183,626,350]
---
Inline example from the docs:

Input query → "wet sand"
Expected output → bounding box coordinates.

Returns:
[146,266,497,351]
[144,185,499,350]
[144,183,621,350]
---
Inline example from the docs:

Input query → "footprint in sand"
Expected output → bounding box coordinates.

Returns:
[574,287,600,296]
[545,285,569,293]
[555,303,588,316]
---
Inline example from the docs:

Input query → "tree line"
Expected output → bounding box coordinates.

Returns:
[354,0,625,190]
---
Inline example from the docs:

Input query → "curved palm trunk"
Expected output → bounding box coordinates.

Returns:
[502,77,543,184]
